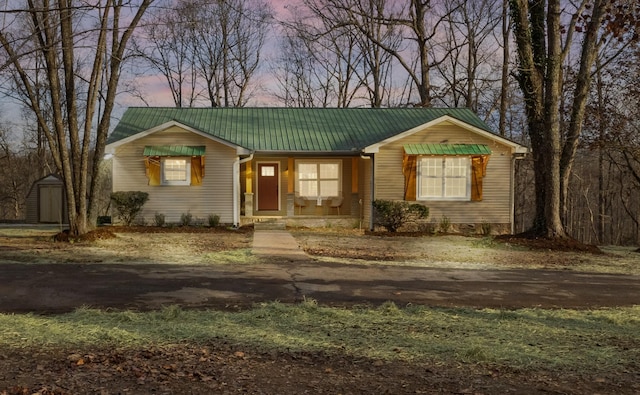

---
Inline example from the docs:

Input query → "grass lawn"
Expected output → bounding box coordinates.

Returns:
[2,302,638,373]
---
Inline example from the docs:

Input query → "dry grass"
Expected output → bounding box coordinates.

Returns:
[1,303,638,374]
[291,229,640,274]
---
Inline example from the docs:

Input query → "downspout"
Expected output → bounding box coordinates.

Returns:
[360,153,374,231]
[233,153,254,227]
[510,154,515,235]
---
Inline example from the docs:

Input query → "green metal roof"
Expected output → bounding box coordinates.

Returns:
[143,145,205,156]
[108,107,497,152]
[404,143,491,155]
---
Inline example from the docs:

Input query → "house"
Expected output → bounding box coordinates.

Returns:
[106,107,528,233]
[25,174,68,224]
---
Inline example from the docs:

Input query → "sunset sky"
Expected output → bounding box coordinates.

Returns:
[118,0,293,110]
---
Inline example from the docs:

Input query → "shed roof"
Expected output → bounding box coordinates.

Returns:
[107,107,497,153]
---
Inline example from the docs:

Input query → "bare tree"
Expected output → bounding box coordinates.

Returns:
[509,0,639,238]
[136,0,272,108]
[434,0,502,111]
[498,0,510,137]
[352,0,399,107]
[334,0,462,107]
[0,0,154,235]
[272,32,321,107]
[0,129,24,219]
[278,1,371,107]
[135,3,199,107]
[0,122,47,220]
[194,0,273,107]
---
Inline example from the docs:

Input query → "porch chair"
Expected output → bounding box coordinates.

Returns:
[329,195,343,215]
[294,194,306,215]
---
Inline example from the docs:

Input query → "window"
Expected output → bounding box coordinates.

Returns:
[161,157,191,185]
[144,147,205,186]
[261,165,275,177]
[296,160,341,198]
[418,156,470,200]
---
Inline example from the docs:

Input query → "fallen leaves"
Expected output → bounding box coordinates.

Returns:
[1,343,638,395]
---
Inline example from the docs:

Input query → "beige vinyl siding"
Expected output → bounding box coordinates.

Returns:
[112,126,236,224]
[375,122,513,224]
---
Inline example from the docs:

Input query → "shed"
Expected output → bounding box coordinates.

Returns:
[25,174,68,224]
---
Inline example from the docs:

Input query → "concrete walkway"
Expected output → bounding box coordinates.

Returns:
[252,230,310,260]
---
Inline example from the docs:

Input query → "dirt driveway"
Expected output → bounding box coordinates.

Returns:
[0,226,639,313]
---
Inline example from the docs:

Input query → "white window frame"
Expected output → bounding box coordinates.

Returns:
[295,160,342,199]
[161,157,191,186]
[417,156,471,201]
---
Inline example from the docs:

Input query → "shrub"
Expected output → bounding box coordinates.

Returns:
[110,191,149,226]
[154,212,166,227]
[480,220,492,236]
[372,200,429,232]
[208,214,220,227]
[438,215,451,233]
[180,212,193,226]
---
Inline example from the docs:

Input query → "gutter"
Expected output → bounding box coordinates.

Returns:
[233,153,254,227]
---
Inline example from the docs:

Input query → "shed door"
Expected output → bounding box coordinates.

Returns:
[39,185,63,223]
[257,163,279,211]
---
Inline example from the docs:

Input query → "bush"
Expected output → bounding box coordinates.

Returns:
[480,220,492,236]
[154,212,166,227]
[372,200,429,232]
[110,191,149,226]
[208,214,220,227]
[439,215,451,233]
[180,212,193,226]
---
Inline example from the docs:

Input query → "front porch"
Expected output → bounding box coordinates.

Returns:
[241,156,367,227]
[241,191,364,229]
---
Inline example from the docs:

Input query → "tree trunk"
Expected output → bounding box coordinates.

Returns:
[412,0,432,107]
[541,0,566,238]
[558,0,607,233]
[499,0,509,137]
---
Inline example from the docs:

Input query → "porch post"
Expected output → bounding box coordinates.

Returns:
[244,193,254,218]
[234,153,253,226]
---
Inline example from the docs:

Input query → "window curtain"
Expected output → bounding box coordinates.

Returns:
[190,156,205,186]
[471,155,489,201]
[144,156,161,186]
[403,154,417,201]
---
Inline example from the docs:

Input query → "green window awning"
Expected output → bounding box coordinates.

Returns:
[403,143,491,155]
[143,145,206,156]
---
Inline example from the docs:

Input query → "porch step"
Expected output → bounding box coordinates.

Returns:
[253,220,287,231]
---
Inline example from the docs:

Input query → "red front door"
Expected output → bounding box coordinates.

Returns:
[257,163,279,211]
